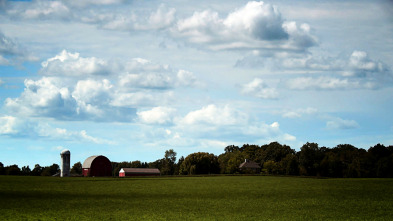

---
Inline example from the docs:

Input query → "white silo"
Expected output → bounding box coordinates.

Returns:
[60,149,70,177]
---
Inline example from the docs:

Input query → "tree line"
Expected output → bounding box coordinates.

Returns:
[110,142,393,178]
[0,162,82,176]
[1,142,392,178]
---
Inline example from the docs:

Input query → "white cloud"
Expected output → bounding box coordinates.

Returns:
[111,91,174,108]
[241,78,278,99]
[0,115,114,144]
[347,50,388,77]
[72,79,113,105]
[0,31,36,65]
[40,50,112,76]
[143,4,176,30]
[0,115,18,134]
[64,0,125,8]
[282,107,318,118]
[173,1,317,51]
[119,61,200,90]
[137,106,176,125]
[180,104,248,126]
[11,1,71,20]
[326,118,360,130]
[5,77,77,118]
[286,76,365,90]
[4,77,136,122]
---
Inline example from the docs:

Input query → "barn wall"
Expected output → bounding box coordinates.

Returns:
[90,156,112,177]
[82,168,90,177]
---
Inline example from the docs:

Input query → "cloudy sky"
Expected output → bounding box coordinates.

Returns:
[1,0,392,167]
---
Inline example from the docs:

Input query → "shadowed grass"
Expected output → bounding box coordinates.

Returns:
[0,176,392,220]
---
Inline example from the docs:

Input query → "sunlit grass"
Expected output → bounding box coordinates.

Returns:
[1,176,392,220]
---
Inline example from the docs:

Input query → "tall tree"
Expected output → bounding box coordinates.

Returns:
[161,149,177,175]
[71,162,82,175]
[31,164,43,176]
[21,165,31,176]
[5,164,21,175]
[179,152,219,175]
[298,142,325,176]
[0,162,5,175]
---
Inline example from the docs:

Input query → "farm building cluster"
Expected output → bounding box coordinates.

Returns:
[59,150,161,177]
[60,150,261,177]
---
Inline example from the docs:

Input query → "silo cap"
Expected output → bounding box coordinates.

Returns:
[61,149,70,155]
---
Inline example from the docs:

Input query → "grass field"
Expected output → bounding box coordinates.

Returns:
[1,176,392,220]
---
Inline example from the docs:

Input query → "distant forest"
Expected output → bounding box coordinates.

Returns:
[1,142,392,178]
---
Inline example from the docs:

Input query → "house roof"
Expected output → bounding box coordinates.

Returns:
[239,160,261,169]
[120,168,160,174]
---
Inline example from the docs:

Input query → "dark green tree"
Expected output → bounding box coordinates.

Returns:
[298,142,325,176]
[179,152,220,175]
[71,162,82,175]
[218,150,245,174]
[280,154,299,175]
[6,164,21,175]
[41,164,59,176]
[0,162,5,175]
[161,149,177,175]
[31,164,43,176]
[21,165,31,176]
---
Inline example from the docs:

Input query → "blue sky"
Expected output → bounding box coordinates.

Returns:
[1,0,392,167]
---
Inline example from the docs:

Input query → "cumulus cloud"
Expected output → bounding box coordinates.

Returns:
[173,1,317,51]
[347,50,388,77]
[241,78,278,99]
[4,77,135,122]
[326,117,360,130]
[238,49,391,90]
[172,104,295,143]
[137,106,176,125]
[40,50,113,77]
[0,115,113,144]
[8,0,71,20]
[5,50,200,122]
[180,104,248,126]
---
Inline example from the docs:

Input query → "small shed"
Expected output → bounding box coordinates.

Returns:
[119,168,160,177]
[239,159,261,174]
[82,155,112,177]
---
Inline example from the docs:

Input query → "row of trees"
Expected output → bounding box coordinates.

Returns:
[111,142,392,178]
[220,142,393,178]
[2,142,392,178]
[0,162,83,176]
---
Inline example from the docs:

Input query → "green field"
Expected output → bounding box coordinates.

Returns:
[1,176,392,220]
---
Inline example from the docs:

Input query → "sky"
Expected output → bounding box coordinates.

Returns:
[0,0,392,168]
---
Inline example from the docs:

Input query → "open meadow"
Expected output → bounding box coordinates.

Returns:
[1,175,392,220]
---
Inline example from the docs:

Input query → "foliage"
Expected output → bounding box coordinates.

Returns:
[0,162,4,175]
[179,152,220,175]
[161,149,177,175]
[70,162,82,175]
[41,164,60,176]
[1,176,393,220]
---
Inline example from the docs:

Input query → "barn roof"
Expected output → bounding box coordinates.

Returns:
[120,168,160,174]
[239,159,261,169]
[82,155,110,169]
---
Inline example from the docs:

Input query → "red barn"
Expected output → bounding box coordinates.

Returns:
[119,168,160,177]
[82,155,112,177]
